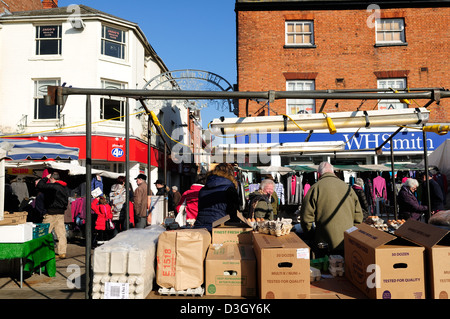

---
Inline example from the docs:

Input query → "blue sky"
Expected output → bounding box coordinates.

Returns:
[58,0,237,127]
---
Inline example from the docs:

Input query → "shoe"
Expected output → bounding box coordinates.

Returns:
[56,254,66,259]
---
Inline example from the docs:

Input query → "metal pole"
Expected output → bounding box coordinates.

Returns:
[85,95,92,299]
[59,86,439,101]
[423,129,432,222]
[390,142,398,220]
[147,111,152,217]
[164,143,167,219]
[125,98,130,230]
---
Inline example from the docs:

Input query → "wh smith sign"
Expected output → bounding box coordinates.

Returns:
[236,130,447,152]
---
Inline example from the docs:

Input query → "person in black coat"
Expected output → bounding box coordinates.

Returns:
[420,171,444,213]
[194,163,239,232]
[37,172,70,259]
[352,178,370,219]
[397,178,428,221]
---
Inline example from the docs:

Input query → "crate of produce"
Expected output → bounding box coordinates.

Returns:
[33,223,50,239]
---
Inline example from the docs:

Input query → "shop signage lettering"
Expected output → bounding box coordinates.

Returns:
[111,147,124,158]
[342,133,434,151]
[236,131,446,152]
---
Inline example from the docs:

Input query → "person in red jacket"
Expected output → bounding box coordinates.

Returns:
[91,196,113,243]
[176,175,206,226]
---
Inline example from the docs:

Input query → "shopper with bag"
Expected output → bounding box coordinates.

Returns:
[175,175,206,227]
[91,196,114,244]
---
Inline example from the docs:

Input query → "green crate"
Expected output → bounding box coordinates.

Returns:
[33,223,50,239]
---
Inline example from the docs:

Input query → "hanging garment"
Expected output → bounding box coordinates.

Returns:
[295,174,303,205]
[373,175,387,200]
[303,183,311,197]
[249,183,260,193]
[275,182,285,205]
[287,174,295,204]
[11,177,29,203]
[365,178,375,215]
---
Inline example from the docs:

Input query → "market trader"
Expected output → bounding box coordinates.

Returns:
[37,172,70,259]
[299,162,363,256]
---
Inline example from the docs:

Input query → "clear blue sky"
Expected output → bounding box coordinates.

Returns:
[58,0,237,127]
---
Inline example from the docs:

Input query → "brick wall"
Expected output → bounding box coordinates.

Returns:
[0,0,43,12]
[237,7,450,123]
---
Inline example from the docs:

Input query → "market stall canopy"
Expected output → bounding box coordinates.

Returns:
[384,163,423,171]
[418,139,450,178]
[287,164,318,172]
[4,161,120,179]
[257,166,294,175]
[0,138,79,160]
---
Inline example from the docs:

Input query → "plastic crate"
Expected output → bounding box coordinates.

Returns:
[33,223,50,239]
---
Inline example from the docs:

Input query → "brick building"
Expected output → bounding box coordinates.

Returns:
[0,0,44,14]
[234,0,450,165]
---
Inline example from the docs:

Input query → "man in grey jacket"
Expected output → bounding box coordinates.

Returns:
[300,162,363,256]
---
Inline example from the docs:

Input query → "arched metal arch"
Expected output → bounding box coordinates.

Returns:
[143,69,235,111]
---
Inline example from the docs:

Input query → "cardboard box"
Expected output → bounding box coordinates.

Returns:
[0,222,34,243]
[252,232,310,299]
[0,211,27,226]
[205,244,256,297]
[211,212,253,245]
[395,218,450,299]
[344,223,425,299]
[156,228,211,291]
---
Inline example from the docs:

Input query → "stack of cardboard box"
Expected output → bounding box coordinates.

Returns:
[395,218,450,299]
[344,222,426,299]
[205,212,311,299]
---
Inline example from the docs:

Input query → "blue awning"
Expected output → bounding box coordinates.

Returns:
[0,138,79,160]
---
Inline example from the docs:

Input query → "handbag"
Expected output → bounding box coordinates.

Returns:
[175,200,187,227]
[106,219,115,230]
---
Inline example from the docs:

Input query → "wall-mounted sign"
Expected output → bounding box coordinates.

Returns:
[107,140,125,162]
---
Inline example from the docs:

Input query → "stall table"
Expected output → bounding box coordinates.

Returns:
[0,233,56,288]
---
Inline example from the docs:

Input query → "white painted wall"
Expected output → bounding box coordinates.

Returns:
[0,15,186,143]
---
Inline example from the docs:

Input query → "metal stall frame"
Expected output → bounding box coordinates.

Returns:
[46,86,449,298]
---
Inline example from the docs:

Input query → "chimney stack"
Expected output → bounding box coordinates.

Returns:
[42,0,58,9]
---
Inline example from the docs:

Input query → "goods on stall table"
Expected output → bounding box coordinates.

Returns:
[364,215,388,231]
[310,266,321,282]
[32,223,50,239]
[0,211,28,226]
[158,286,204,297]
[328,255,345,277]
[247,217,293,237]
[387,219,406,230]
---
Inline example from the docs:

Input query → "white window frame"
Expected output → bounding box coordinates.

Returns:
[101,25,127,60]
[100,80,127,122]
[377,78,408,110]
[34,79,61,120]
[285,21,314,46]
[35,25,62,55]
[375,18,405,44]
[286,80,315,114]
